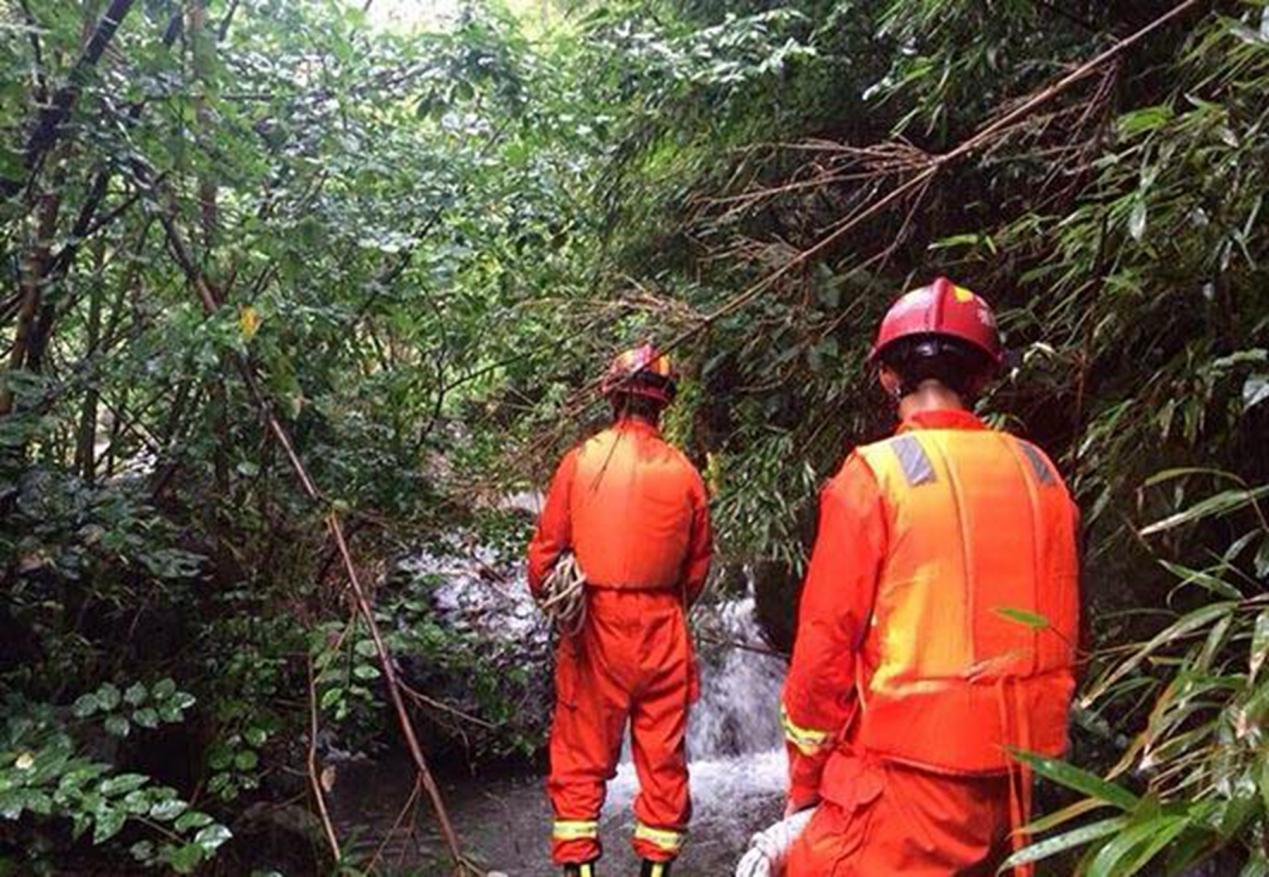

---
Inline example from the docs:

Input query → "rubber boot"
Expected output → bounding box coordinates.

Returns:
[563,862,597,877]
[639,861,671,877]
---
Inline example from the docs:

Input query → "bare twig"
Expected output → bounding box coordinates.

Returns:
[152,183,474,873]
[307,656,342,863]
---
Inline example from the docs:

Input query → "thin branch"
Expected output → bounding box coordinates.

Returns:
[306,656,342,863]
[0,0,139,199]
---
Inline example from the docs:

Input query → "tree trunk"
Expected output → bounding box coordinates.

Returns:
[0,191,60,416]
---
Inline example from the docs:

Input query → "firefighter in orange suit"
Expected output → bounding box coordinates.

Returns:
[527,344,712,877]
[781,278,1080,876]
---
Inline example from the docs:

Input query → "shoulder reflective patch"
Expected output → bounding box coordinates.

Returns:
[1019,441,1056,486]
[891,435,937,486]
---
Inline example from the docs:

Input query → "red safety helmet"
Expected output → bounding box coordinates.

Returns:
[870,277,1003,367]
[601,343,678,405]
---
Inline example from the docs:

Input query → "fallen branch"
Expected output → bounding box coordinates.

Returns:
[307,655,342,863]
[152,186,476,874]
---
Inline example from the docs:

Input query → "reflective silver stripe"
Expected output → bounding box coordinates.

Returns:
[891,435,936,486]
[1019,441,1055,486]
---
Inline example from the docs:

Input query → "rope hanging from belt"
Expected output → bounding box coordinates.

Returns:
[539,553,587,636]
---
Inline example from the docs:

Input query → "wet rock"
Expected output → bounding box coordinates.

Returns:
[751,560,800,653]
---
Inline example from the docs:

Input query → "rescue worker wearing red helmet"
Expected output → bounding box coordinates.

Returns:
[780,278,1081,875]
[527,344,712,877]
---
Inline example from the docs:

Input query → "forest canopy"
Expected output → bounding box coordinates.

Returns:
[1,0,1268,874]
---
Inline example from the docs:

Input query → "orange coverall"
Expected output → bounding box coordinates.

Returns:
[781,409,1080,876]
[527,418,712,865]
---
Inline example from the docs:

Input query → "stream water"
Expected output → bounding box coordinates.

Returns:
[330,542,788,876]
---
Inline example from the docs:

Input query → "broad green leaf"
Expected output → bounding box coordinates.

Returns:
[150,797,188,821]
[96,684,121,711]
[92,807,126,845]
[194,823,232,853]
[175,810,214,832]
[100,773,148,797]
[168,842,204,874]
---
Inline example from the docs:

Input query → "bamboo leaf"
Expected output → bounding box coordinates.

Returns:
[1010,751,1141,811]
[1000,815,1130,869]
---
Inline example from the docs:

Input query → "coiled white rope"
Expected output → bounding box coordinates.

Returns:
[539,553,587,636]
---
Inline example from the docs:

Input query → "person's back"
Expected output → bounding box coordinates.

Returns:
[563,421,705,595]
[775,279,1080,877]
[850,423,1079,771]
[528,345,711,877]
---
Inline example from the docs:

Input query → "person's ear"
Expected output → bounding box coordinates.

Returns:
[878,365,903,401]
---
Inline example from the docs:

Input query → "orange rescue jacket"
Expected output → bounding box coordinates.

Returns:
[781,411,1079,796]
[852,425,1080,773]
[527,419,712,602]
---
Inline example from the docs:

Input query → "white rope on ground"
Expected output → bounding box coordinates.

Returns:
[539,553,587,636]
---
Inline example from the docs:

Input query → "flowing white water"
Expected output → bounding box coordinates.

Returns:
[403,539,790,873]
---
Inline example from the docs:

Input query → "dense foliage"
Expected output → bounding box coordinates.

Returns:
[1,0,1267,874]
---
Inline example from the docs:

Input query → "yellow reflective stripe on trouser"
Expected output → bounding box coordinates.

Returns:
[781,705,831,756]
[553,819,599,841]
[634,821,685,853]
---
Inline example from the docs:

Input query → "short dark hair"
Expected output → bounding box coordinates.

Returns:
[611,393,666,422]
[880,334,996,398]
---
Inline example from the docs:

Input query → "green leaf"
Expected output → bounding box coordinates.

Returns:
[104,716,131,738]
[1158,560,1243,599]
[1128,199,1148,242]
[244,727,267,747]
[1117,104,1174,137]
[72,693,100,718]
[1083,602,1239,705]
[194,823,232,853]
[133,707,160,729]
[1011,751,1141,811]
[174,810,213,832]
[168,842,205,874]
[1084,815,1188,877]
[1141,487,1269,536]
[92,807,126,845]
[96,684,121,711]
[100,773,148,797]
[152,678,177,701]
[994,607,1050,630]
[1244,374,1269,412]
[124,683,148,706]
[353,663,381,680]
[122,789,152,815]
[150,798,188,821]
[1002,815,1130,869]
[233,750,259,771]
[1250,609,1269,683]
